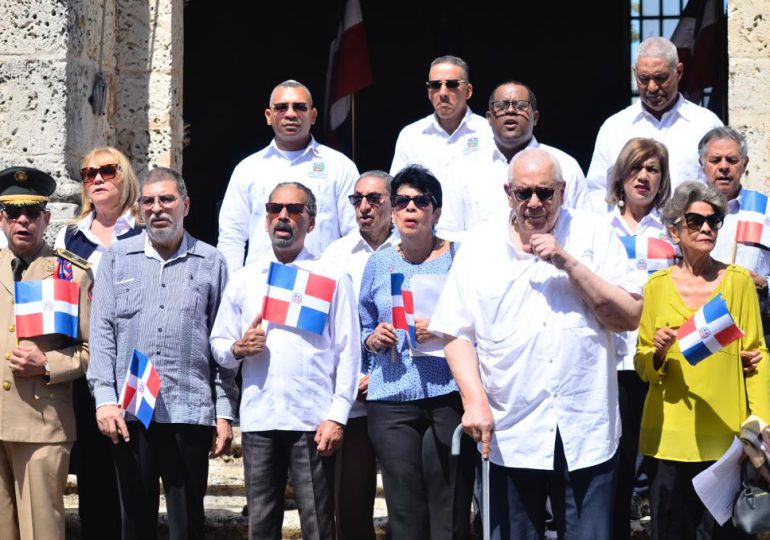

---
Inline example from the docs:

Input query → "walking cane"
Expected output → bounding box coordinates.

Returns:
[452,424,490,540]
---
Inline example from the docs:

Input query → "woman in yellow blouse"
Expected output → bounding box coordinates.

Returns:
[636,181,770,540]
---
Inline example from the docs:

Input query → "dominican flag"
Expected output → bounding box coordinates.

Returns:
[677,293,744,365]
[391,273,416,347]
[119,349,161,429]
[620,236,676,274]
[14,279,80,339]
[324,0,373,150]
[736,189,770,249]
[262,262,337,335]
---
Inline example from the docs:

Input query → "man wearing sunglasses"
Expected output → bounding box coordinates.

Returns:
[211,181,360,540]
[218,79,359,273]
[439,80,590,240]
[0,166,92,539]
[586,36,722,195]
[431,149,643,540]
[390,55,492,183]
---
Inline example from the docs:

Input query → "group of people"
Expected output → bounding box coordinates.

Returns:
[0,34,767,540]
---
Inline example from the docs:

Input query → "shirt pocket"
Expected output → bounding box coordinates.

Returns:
[115,283,142,319]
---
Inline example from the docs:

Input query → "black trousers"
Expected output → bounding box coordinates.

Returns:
[243,430,336,540]
[367,392,475,540]
[71,376,121,540]
[110,422,213,540]
[613,370,647,539]
[337,416,377,540]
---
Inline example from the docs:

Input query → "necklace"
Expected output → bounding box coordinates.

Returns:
[398,237,439,264]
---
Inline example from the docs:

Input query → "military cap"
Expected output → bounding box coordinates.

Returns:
[0,166,56,206]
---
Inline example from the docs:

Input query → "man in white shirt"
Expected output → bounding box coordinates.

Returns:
[586,37,722,195]
[439,80,589,240]
[390,55,493,182]
[430,149,643,539]
[217,79,359,272]
[210,182,360,540]
[321,170,398,540]
[701,127,770,304]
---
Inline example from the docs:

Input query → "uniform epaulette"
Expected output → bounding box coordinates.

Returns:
[55,248,91,270]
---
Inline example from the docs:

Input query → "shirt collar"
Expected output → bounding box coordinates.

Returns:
[727,186,743,213]
[505,207,571,258]
[269,246,315,266]
[77,209,135,236]
[428,106,475,136]
[143,232,189,263]
[264,135,320,160]
[633,94,689,124]
[355,228,400,253]
[608,205,663,235]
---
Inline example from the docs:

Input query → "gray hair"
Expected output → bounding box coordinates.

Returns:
[508,148,564,187]
[141,167,187,199]
[430,55,469,80]
[698,126,749,162]
[661,181,727,228]
[269,79,313,106]
[356,170,393,195]
[269,181,317,217]
[636,37,679,69]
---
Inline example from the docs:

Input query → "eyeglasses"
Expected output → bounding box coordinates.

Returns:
[80,164,120,183]
[271,102,309,113]
[348,193,385,207]
[676,212,724,231]
[392,194,434,210]
[139,195,179,209]
[265,202,306,216]
[426,79,466,90]
[511,186,557,202]
[490,99,531,113]
[2,205,46,221]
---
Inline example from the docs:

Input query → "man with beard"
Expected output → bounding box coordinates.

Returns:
[88,167,237,540]
[210,182,360,540]
[586,37,722,196]
[218,79,359,272]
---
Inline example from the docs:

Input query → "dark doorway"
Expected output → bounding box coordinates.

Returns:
[183,0,630,244]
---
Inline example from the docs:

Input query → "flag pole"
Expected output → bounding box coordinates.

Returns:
[731,234,737,264]
[351,93,356,162]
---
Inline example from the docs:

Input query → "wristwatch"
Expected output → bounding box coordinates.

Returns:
[43,361,50,382]
[231,344,245,360]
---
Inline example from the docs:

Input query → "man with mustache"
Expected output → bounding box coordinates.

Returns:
[218,79,359,272]
[88,167,237,539]
[431,148,643,539]
[586,37,722,196]
[0,167,92,539]
[211,182,360,540]
[390,55,493,183]
[439,80,590,240]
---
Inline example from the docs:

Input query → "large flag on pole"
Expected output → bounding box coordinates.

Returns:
[119,349,161,429]
[14,279,80,339]
[677,293,744,365]
[735,189,770,249]
[324,0,373,152]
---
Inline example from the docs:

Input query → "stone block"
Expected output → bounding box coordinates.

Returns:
[0,0,69,56]
[728,2,770,58]
[728,58,770,115]
[729,113,770,192]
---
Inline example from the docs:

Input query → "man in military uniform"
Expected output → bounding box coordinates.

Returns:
[0,166,91,539]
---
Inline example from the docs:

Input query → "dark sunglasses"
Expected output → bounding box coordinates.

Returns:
[348,193,385,206]
[677,212,724,231]
[80,164,120,183]
[2,205,45,220]
[271,102,309,113]
[511,186,557,202]
[425,79,466,90]
[392,194,434,210]
[265,202,306,216]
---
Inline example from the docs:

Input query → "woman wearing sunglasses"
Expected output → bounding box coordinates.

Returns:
[54,146,142,539]
[601,138,672,539]
[359,165,474,540]
[635,181,770,539]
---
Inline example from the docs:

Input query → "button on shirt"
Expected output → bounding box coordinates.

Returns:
[217,137,359,272]
[209,249,360,432]
[389,107,493,182]
[586,94,722,194]
[712,192,770,281]
[429,210,643,471]
[438,137,590,240]
[87,232,237,425]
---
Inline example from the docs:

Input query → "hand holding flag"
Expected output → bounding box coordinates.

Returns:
[677,293,744,365]
[233,314,265,358]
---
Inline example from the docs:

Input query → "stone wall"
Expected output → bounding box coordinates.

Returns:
[728,0,770,191]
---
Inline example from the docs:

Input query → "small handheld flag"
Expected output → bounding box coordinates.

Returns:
[119,349,161,429]
[736,189,770,249]
[391,273,416,347]
[620,236,676,274]
[14,279,80,339]
[262,262,337,335]
[677,293,744,365]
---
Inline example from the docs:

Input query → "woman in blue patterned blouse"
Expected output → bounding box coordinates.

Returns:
[359,165,474,540]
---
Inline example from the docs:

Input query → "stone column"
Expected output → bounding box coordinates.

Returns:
[728,1,770,191]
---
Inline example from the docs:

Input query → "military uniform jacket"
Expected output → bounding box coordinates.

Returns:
[0,245,91,443]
